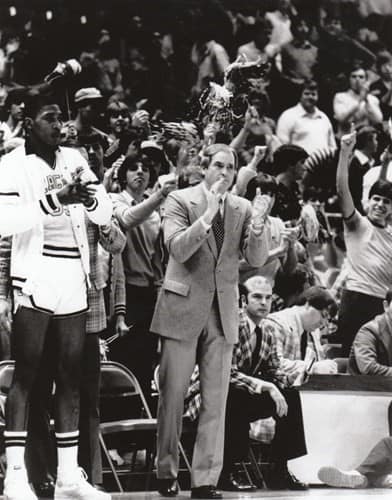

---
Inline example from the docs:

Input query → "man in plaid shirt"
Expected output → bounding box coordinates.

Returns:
[184,276,308,491]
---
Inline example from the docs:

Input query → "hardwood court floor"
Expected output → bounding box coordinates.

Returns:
[2,487,392,499]
[32,488,390,500]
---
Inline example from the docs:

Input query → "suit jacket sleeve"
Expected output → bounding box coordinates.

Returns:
[163,191,210,263]
[352,327,392,376]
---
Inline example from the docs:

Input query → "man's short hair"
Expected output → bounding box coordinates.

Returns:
[239,276,272,305]
[244,275,272,293]
[106,99,130,116]
[296,286,337,317]
[4,87,27,111]
[273,145,308,174]
[376,50,392,71]
[301,79,318,93]
[199,143,238,170]
[244,173,278,201]
[369,179,392,202]
[356,126,377,150]
[24,92,59,120]
[349,62,367,77]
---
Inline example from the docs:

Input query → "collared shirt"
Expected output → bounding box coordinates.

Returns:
[118,190,163,288]
[354,149,373,168]
[276,103,336,154]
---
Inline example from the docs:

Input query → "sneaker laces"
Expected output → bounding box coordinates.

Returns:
[74,467,99,493]
[77,467,89,481]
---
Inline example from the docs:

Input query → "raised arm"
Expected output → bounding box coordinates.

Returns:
[336,130,357,220]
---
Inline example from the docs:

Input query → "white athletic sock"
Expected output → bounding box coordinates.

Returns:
[56,431,79,484]
[4,431,27,473]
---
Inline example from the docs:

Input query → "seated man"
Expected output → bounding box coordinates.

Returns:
[349,289,392,375]
[318,436,392,488]
[264,286,339,378]
[185,276,308,491]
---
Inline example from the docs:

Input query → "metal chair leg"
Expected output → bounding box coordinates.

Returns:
[99,433,124,492]
[179,441,192,472]
[248,446,265,488]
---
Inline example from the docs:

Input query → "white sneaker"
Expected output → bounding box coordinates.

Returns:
[3,466,38,500]
[54,468,111,500]
[318,466,368,488]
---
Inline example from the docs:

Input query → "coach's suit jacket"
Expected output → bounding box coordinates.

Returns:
[151,183,269,344]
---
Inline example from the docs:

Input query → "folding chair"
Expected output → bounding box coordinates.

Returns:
[99,361,191,493]
[99,361,157,492]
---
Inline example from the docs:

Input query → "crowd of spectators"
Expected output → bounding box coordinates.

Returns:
[1,0,392,496]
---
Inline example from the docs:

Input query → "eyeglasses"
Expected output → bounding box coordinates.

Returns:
[127,162,150,172]
[110,111,129,119]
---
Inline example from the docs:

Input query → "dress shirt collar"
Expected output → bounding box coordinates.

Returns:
[291,305,305,334]
[354,149,373,167]
[121,189,147,205]
[297,102,322,119]
[247,315,258,335]
[201,181,227,205]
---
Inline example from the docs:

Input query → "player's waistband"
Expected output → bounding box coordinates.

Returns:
[42,244,81,259]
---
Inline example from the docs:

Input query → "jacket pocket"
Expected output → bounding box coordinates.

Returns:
[163,279,190,297]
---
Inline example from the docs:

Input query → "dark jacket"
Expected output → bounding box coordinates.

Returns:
[349,313,392,376]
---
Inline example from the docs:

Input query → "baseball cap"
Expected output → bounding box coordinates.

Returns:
[74,87,103,104]
[141,140,163,151]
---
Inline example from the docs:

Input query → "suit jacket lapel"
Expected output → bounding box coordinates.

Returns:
[189,184,218,259]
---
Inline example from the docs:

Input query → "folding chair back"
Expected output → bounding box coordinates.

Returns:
[99,361,157,492]
[101,361,152,418]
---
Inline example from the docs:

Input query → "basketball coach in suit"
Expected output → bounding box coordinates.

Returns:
[151,143,269,499]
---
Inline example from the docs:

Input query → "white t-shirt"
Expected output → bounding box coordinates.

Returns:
[344,211,392,298]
